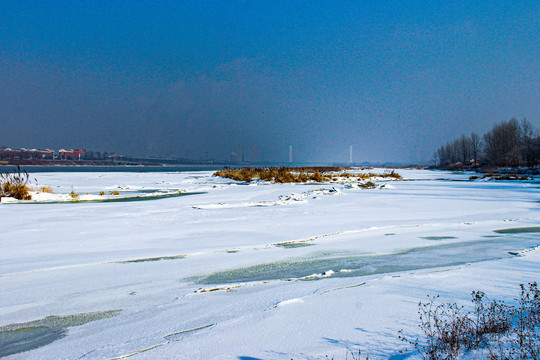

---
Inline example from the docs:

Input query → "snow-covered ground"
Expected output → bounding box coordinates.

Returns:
[0,169,539,359]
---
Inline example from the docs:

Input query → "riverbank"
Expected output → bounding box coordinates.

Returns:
[0,159,216,167]
[429,163,540,175]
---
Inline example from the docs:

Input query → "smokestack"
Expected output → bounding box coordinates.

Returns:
[349,145,353,164]
[289,145,293,163]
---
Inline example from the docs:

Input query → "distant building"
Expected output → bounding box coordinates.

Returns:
[31,149,54,159]
[59,149,86,160]
[0,148,86,161]
[0,148,54,160]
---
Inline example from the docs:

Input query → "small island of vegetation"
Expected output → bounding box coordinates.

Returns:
[213,166,402,183]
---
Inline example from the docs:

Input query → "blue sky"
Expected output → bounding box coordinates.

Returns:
[1,1,539,162]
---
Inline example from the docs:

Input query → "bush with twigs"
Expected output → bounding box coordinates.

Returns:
[398,282,540,359]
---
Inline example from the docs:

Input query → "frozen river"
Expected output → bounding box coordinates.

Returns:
[1,169,539,359]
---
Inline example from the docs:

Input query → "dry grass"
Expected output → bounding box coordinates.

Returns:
[213,167,402,184]
[99,191,106,196]
[382,170,403,180]
[109,190,120,195]
[39,186,54,193]
[287,166,349,172]
[214,167,333,183]
[2,182,32,200]
[70,190,80,199]
[360,181,376,189]
[0,166,32,200]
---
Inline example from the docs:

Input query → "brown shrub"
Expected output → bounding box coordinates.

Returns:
[382,170,403,180]
[40,186,54,193]
[309,171,324,182]
[3,183,32,200]
[360,181,376,189]
[0,166,32,200]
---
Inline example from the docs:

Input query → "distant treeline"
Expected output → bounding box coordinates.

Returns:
[435,118,540,168]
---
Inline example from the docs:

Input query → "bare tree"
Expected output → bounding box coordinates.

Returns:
[520,118,537,167]
[470,132,481,165]
[434,118,539,168]
[459,135,472,165]
[483,119,521,166]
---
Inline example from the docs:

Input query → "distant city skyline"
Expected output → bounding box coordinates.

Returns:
[1,1,539,163]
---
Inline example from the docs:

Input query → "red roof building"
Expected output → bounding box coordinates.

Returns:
[59,149,86,160]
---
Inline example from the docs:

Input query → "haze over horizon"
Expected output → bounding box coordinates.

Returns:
[1,1,539,163]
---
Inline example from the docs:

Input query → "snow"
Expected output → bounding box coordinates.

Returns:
[0,169,539,359]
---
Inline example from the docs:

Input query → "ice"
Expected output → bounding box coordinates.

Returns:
[493,226,540,234]
[194,236,540,284]
[0,310,120,358]
[0,327,66,358]
[115,254,186,263]
[0,168,539,359]
[420,236,457,240]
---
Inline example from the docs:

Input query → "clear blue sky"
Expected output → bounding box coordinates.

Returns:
[1,1,539,163]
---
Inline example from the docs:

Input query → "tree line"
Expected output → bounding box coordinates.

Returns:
[435,118,540,168]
